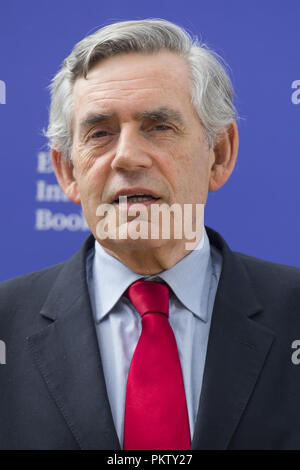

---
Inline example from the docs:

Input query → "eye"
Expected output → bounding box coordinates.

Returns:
[152,124,172,131]
[90,130,110,139]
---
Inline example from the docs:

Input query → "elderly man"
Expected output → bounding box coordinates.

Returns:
[1,19,300,451]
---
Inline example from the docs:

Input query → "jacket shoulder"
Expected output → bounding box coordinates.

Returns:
[235,251,300,287]
[0,262,66,329]
[234,251,300,320]
[0,234,93,314]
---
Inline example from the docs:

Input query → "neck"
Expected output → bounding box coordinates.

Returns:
[98,233,204,275]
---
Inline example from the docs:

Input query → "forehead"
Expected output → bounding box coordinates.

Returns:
[72,51,193,125]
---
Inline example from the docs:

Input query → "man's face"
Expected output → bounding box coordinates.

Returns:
[70,50,215,250]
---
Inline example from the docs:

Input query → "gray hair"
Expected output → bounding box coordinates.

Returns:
[44,18,238,160]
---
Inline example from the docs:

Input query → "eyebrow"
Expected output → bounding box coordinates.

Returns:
[134,107,185,127]
[78,106,185,135]
[79,113,112,132]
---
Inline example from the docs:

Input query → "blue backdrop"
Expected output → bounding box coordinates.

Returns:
[0,0,299,281]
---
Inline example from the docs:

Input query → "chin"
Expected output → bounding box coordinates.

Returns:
[102,236,169,251]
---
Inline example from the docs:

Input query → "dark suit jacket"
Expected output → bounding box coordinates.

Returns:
[1,226,300,450]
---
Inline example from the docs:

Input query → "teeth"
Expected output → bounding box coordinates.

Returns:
[114,193,158,203]
[126,195,154,202]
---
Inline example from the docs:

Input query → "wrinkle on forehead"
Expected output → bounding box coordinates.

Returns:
[77,86,164,99]
[72,51,192,132]
[74,77,176,100]
[73,50,189,96]
[74,84,172,119]
[73,77,176,118]
[83,76,169,84]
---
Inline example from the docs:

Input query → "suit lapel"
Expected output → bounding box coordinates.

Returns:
[191,228,276,449]
[27,235,121,450]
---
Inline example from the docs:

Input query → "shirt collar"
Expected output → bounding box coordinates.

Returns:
[91,226,212,323]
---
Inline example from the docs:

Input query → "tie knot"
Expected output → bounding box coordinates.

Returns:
[125,280,169,318]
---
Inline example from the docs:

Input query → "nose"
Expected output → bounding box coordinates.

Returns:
[111,125,153,171]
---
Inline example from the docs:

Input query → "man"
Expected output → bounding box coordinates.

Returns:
[1,19,300,450]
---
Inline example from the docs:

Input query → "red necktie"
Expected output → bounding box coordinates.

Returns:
[123,280,191,450]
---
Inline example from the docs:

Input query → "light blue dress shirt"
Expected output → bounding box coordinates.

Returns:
[86,226,222,447]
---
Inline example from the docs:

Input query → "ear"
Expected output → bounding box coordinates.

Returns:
[51,149,81,204]
[208,121,239,192]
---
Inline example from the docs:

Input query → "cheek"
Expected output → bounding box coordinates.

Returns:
[75,151,109,201]
[185,140,211,175]
[173,146,203,179]
[176,148,211,199]
[74,143,99,174]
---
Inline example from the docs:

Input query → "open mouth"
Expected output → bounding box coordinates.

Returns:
[113,194,161,204]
